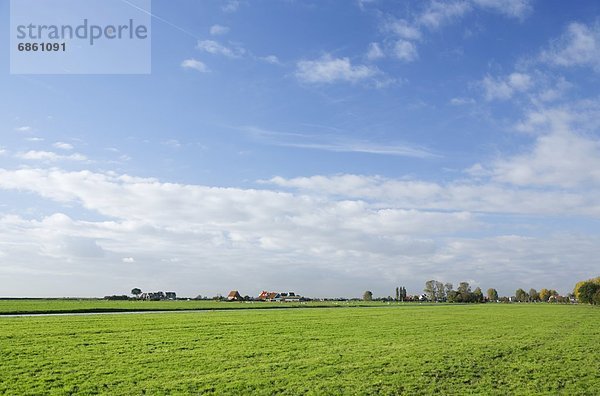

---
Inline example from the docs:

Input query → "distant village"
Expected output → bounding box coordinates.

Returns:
[234,290,303,302]
[115,289,438,302]
[105,288,310,302]
[102,278,596,304]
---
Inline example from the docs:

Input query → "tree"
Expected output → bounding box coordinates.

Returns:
[363,290,373,301]
[395,287,400,302]
[444,283,453,296]
[577,281,600,304]
[529,288,539,302]
[424,280,436,302]
[131,288,142,297]
[458,282,471,302]
[473,287,484,303]
[515,288,529,302]
[435,281,445,302]
[447,290,458,303]
[539,288,551,302]
[487,288,498,302]
[458,282,470,294]
[400,287,407,302]
[574,276,600,301]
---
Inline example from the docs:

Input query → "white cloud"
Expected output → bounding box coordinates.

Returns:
[296,54,378,84]
[471,0,532,19]
[491,105,600,188]
[450,97,475,105]
[196,40,243,58]
[240,125,433,158]
[26,137,44,142]
[277,140,435,158]
[52,142,74,150]
[0,168,476,256]
[260,55,281,65]
[222,0,240,13]
[427,234,600,294]
[461,102,600,189]
[464,163,489,177]
[377,17,421,63]
[122,257,135,263]
[534,76,572,103]
[418,0,532,27]
[357,0,376,10]
[418,1,472,30]
[209,24,230,36]
[514,103,584,134]
[382,18,422,40]
[266,174,599,217]
[181,59,210,73]
[375,0,532,66]
[15,126,32,133]
[481,72,532,100]
[492,131,600,188]
[0,164,597,297]
[1,206,592,297]
[367,42,385,60]
[0,147,6,156]
[393,40,419,62]
[16,151,87,162]
[44,234,106,259]
[162,139,182,148]
[507,72,533,90]
[540,22,600,70]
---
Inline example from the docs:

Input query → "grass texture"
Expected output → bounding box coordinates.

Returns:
[0,303,598,395]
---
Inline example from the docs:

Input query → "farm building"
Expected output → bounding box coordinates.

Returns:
[281,293,300,302]
[257,291,269,300]
[227,290,242,301]
[258,291,281,301]
[139,291,176,301]
[165,292,176,300]
[258,291,301,302]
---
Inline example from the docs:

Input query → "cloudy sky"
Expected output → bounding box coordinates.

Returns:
[1,0,600,298]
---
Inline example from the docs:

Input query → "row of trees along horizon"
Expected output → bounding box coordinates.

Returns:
[113,277,600,304]
[362,277,600,305]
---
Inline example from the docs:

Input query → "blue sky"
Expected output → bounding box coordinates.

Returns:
[1,0,600,298]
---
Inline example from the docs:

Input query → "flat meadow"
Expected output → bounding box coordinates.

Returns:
[0,303,598,395]
[0,299,379,315]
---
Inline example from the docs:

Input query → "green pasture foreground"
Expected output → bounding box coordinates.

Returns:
[0,304,598,395]
[0,299,386,315]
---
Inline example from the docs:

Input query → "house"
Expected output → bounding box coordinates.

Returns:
[258,291,270,300]
[258,290,300,302]
[267,292,281,302]
[258,291,281,301]
[139,291,176,301]
[139,291,164,301]
[165,292,176,300]
[227,290,242,301]
[282,292,300,302]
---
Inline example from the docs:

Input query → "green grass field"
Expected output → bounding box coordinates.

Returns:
[1,304,598,395]
[0,299,386,315]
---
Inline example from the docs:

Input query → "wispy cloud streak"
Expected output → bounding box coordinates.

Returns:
[239,126,438,158]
